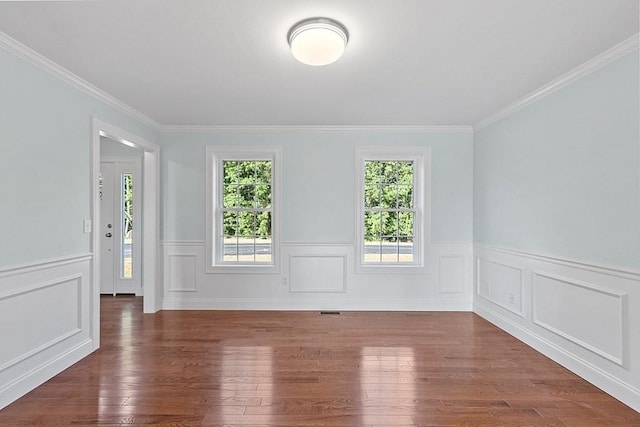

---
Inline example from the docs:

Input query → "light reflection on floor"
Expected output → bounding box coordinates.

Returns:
[221,346,273,423]
[360,346,416,424]
[98,302,135,423]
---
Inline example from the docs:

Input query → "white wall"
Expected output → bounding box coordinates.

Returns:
[0,39,157,409]
[473,51,640,411]
[159,130,474,310]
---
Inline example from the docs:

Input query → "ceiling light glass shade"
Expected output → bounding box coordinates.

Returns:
[288,18,348,66]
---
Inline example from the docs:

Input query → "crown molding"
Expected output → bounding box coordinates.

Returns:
[3,28,636,135]
[159,124,473,134]
[474,33,640,131]
[0,31,160,130]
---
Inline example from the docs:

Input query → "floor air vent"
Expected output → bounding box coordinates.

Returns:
[319,311,341,315]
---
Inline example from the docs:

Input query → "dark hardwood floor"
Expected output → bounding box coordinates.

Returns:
[0,296,638,426]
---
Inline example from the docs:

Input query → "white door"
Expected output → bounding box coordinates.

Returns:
[100,161,141,295]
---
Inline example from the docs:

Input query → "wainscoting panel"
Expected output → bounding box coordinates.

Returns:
[0,275,81,371]
[473,244,640,412]
[167,254,198,292]
[476,258,524,316]
[161,241,473,311]
[0,254,93,410]
[532,271,626,366]
[289,255,346,293]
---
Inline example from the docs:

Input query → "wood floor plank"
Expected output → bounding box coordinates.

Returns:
[0,295,637,426]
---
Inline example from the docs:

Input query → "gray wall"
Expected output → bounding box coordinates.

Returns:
[474,52,640,269]
[159,131,474,245]
[0,47,157,268]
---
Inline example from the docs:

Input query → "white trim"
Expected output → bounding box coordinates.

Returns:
[160,125,473,134]
[473,244,640,412]
[354,146,432,274]
[282,242,355,247]
[0,338,93,411]
[160,240,207,246]
[0,253,92,279]
[99,159,142,296]
[2,28,636,133]
[205,146,282,274]
[474,243,640,280]
[531,270,627,367]
[474,303,640,412]
[92,118,161,334]
[0,255,93,411]
[475,257,525,318]
[162,297,472,311]
[474,33,640,130]
[0,31,159,130]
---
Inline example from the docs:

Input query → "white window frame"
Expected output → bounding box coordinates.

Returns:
[206,146,281,274]
[355,146,431,273]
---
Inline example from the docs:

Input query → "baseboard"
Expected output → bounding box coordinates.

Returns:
[0,338,93,410]
[474,301,640,412]
[0,254,93,411]
[161,241,474,311]
[473,244,640,413]
[163,298,472,311]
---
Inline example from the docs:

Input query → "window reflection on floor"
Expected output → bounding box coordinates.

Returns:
[98,306,135,423]
[221,346,273,422]
[360,346,416,424]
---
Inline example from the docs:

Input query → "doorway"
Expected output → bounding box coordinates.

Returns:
[100,158,141,295]
[91,119,160,350]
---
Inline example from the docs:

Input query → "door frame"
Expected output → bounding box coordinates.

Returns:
[91,118,160,350]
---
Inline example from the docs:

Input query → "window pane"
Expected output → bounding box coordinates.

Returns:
[381,162,397,183]
[380,236,398,263]
[398,212,414,238]
[238,184,255,208]
[223,236,238,262]
[379,211,395,237]
[121,173,133,279]
[381,185,398,208]
[255,161,271,184]
[237,211,256,235]
[364,161,381,184]
[363,238,382,263]
[223,211,238,236]
[256,239,272,263]
[237,161,255,180]
[223,184,238,208]
[223,161,237,184]
[364,211,383,238]
[400,240,414,263]
[255,185,271,208]
[256,211,271,238]
[364,184,380,208]
[397,185,413,208]
[398,161,413,184]
[237,237,256,263]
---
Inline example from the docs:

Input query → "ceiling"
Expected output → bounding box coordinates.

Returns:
[0,0,637,127]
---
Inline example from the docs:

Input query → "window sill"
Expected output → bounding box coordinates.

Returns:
[205,263,280,275]
[355,263,428,275]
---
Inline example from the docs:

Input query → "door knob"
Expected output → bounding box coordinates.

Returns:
[105,232,112,238]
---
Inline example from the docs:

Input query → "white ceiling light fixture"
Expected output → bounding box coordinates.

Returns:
[288,17,349,66]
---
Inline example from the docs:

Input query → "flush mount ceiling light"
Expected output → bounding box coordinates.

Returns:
[287,17,349,66]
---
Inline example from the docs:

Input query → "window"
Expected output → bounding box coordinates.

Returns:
[356,147,430,270]
[206,147,281,272]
